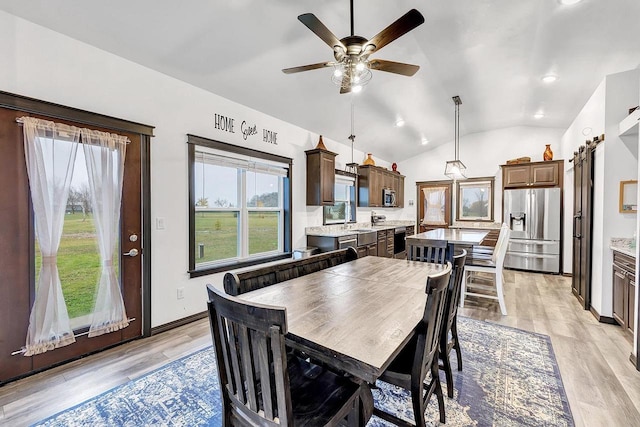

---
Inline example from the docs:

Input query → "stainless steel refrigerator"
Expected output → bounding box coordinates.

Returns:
[503,187,561,273]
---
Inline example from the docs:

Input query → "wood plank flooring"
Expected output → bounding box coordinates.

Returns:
[1,270,639,426]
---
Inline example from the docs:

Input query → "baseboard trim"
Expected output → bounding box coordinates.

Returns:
[151,311,208,336]
[562,272,572,278]
[631,353,638,369]
[589,306,617,324]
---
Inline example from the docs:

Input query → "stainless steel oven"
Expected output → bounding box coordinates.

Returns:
[394,227,406,258]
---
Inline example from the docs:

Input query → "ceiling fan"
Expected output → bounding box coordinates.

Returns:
[282,0,425,94]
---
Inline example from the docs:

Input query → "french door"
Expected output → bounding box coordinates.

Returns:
[0,100,150,384]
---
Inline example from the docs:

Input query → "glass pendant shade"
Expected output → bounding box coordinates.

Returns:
[444,159,467,180]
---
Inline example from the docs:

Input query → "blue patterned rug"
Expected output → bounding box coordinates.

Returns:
[33,317,573,427]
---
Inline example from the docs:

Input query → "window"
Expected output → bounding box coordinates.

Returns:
[188,135,292,276]
[456,177,494,221]
[323,172,356,225]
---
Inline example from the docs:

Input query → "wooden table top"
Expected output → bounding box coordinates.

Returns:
[408,228,488,245]
[239,256,447,383]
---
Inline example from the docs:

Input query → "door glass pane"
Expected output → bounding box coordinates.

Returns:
[248,211,279,255]
[34,147,118,330]
[195,211,239,264]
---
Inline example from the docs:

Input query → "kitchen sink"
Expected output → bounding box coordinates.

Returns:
[355,230,377,246]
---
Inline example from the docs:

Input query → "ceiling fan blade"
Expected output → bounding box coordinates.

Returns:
[363,9,425,55]
[282,62,334,74]
[369,59,420,76]
[298,13,347,52]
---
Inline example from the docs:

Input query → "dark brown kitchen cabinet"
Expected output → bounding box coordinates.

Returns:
[377,230,391,258]
[612,251,636,336]
[356,246,368,258]
[367,243,377,256]
[406,225,415,237]
[358,165,405,207]
[305,148,337,206]
[502,160,562,189]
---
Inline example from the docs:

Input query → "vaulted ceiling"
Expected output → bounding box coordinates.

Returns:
[1,0,639,161]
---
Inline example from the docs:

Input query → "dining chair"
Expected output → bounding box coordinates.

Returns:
[460,224,511,315]
[407,238,448,264]
[438,249,467,398]
[207,284,373,427]
[373,263,453,427]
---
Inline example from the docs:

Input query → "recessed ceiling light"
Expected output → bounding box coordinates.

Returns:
[421,138,429,145]
[534,112,545,119]
[395,119,405,127]
[582,127,592,136]
[558,0,582,5]
[541,74,558,83]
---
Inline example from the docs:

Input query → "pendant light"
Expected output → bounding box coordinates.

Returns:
[444,95,467,180]
[345,101,359,175]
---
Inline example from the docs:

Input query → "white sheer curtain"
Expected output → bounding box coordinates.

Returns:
[423,187,447,225]
[21,117,79,356]
[80,129,129,337]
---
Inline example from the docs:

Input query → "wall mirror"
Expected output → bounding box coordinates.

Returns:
[619,180,637,213]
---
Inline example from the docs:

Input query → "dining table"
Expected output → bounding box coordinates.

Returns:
[407,228,489,261]
[238,255,447,384]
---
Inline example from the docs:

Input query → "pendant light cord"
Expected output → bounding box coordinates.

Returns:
[349,100,355,164]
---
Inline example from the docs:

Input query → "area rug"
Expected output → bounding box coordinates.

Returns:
[33,317,573,427]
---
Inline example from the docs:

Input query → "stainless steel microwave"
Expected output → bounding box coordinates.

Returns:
[383,188,396,207]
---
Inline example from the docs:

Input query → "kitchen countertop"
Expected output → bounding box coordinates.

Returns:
[610,237,636,258]
[305,220,415,237]
[408,229,488,245]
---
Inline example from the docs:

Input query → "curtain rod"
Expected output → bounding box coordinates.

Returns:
[15,117,131,144]
[10,317,136,355]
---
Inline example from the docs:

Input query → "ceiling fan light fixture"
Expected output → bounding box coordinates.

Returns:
[333,68,343,78]
[352,85,363,93]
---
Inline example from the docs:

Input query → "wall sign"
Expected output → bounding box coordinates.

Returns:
[214,113,277,145]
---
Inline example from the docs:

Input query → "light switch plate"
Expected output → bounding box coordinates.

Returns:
[156,217,165,230]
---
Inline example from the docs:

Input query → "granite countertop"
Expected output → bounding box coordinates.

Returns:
[448,221,502,230]
[306,220,415,237]
[610,237,636,257]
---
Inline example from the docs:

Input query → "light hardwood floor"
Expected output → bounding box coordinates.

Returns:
[1,270,639,426]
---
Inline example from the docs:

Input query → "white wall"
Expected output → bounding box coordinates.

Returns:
[560,69,639,316]
[397,126,565,224]
[0,11,383,327]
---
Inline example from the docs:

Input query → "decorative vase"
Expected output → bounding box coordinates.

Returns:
[392,162,398,172]
[315,135,327,150]
[543,144,553,161]
[363,153,375,166]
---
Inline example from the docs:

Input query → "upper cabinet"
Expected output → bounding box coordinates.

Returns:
[306,148,337,205]
[358,165,405,208]
[502,160,563,188]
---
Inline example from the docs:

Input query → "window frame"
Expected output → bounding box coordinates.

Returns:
[323,170,357,225]
[455,177,495,222]
[187,135,292,277]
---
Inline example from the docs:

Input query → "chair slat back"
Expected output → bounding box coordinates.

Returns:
[442,249,467,341]
[413,264,452,382]
[224,247,358,296]
[492,224,511,267]
[408,238,448,264]
[207,284,292,426]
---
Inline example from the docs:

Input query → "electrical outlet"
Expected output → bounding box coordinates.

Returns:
[177,287,184,299]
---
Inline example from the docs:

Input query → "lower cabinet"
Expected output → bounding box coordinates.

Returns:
[612,251,636,336]
[377,230,389,258]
